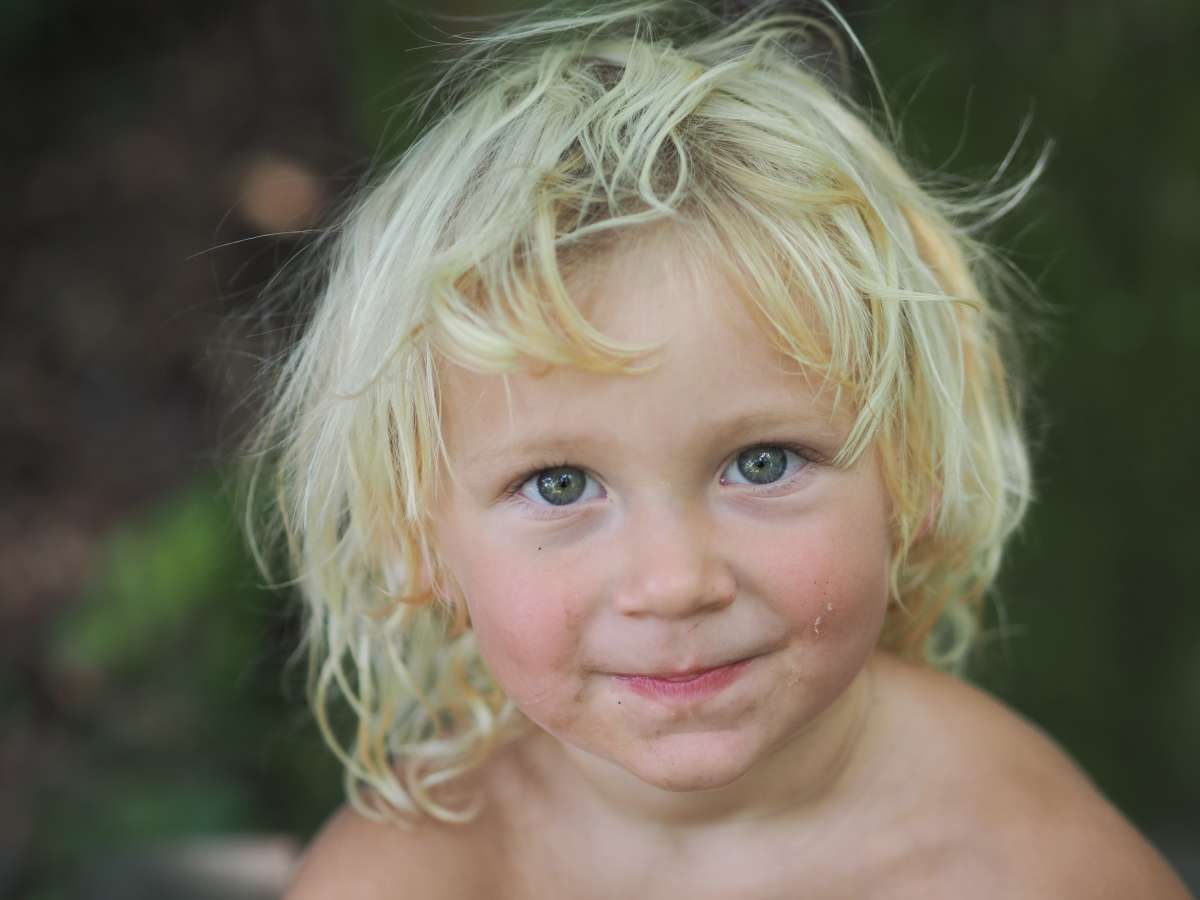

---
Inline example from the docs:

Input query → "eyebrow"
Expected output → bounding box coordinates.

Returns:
[457,432,617,471]
[455,406,846,473]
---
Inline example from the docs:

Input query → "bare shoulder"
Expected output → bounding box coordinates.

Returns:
[284,798,504,900]
[869,653,1193,899]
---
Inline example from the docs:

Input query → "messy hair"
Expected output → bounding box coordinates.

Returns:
[243,0,1042,823]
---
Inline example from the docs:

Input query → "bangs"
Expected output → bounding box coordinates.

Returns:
[398,22,973,477]
[420,178,938,477]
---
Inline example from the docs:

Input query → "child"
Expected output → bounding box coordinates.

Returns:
[245,2,1192,896]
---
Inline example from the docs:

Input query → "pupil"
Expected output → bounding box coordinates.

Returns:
[536,467,586,505]
[737,447,786,484]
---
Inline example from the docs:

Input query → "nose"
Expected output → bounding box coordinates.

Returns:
[611,502,736,619]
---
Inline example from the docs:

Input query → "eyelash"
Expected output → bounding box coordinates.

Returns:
[501,442,819,509]
[720,442,816,493]
[501,459,577,501]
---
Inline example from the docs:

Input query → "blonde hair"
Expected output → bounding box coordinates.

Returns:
[243,0,1042,823]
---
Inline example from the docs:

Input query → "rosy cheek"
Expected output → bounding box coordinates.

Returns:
[460,551,581,695]
[758,524,889,642]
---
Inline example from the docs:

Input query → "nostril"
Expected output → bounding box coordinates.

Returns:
[614,566,736,618]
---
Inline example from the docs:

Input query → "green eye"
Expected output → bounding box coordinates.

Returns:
[736,447,788,485]
[535,467,588,505]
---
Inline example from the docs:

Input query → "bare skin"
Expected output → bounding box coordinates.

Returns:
[288,236,1191,898]
[288,652,1192,899]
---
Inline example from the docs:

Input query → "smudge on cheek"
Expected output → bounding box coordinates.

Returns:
[465,598,596,738]
[812,600,834,637]
[557,591,586,634]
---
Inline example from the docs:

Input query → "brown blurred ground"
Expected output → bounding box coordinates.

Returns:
[1,0,355,891]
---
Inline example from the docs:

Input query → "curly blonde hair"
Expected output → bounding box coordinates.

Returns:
[243,0,1042,823]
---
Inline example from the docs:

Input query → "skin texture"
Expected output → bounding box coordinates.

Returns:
[286,234,1195,899]
[434,232,890,811]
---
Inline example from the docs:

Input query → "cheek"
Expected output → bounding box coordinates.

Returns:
[750,513,890,645]
[450,540,586,703]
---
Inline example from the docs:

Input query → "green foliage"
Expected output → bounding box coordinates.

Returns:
[855,0,1200,826]
[35,477,339,892]
[55,484,246,676]
[335,0,537,154]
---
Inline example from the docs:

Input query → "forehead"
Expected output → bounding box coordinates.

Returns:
[437,234,849,460]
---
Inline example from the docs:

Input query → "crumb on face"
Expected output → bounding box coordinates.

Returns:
[433,234,891,793]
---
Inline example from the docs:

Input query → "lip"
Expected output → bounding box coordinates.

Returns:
[613,657,755,701]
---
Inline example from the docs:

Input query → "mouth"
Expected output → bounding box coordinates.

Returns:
[612,656,756,701]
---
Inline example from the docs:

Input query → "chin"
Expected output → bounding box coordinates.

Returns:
[622,732,757,793]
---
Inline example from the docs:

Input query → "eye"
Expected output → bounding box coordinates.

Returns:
[722,445,807,487]
[518,465,601,507]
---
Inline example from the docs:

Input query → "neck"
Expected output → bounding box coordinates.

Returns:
[531,656,881,832]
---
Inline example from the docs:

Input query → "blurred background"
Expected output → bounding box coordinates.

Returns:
[2,0,1197,897]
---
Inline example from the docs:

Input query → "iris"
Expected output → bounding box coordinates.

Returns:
[737,447,787,484]
[536,467,587,505]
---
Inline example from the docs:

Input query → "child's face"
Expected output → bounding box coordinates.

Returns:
[433,236,892,793]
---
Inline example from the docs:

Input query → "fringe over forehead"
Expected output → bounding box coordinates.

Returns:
[247,0,1038,822]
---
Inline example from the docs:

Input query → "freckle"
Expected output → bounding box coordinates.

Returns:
[537,546,542,551]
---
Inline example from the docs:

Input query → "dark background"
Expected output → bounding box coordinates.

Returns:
[3,1,1197,897]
